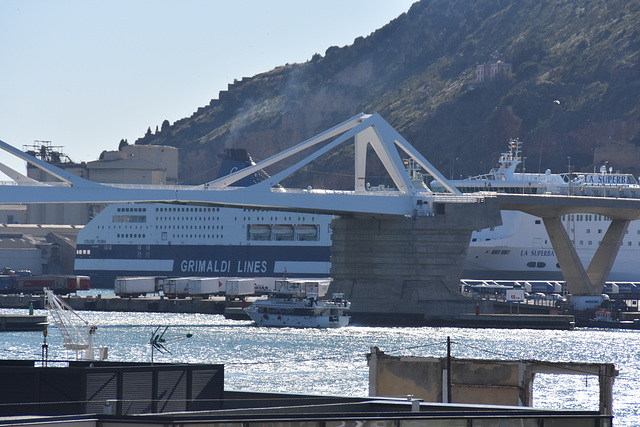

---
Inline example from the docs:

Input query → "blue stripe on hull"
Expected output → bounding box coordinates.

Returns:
[75,243,331,286]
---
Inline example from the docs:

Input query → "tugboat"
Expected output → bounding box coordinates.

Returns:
[244,284,350,328]
[587,309,640,329]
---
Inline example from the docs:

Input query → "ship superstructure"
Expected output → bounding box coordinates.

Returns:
[432,139,640,281]
[75,203,332,286]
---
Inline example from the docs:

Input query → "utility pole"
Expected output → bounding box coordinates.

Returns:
[447,336,452,403]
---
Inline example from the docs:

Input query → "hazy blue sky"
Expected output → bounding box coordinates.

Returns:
[0,0,416,175]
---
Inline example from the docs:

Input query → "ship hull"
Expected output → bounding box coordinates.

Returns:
[74,203,333,287]
[244,310,350,328]
[74,200,640,288]
[76,243,331,286]
[464,210,640,282]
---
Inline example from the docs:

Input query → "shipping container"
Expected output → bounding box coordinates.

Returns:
[186,277,223,297]
[114,277,156,297]
[225,279,255,298]
[163,277,192,298]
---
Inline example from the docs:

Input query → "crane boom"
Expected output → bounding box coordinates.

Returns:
[43,288,108,361]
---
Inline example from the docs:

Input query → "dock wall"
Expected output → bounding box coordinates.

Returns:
[0,314,47,331]
[367,347,617,416]
[329,199,502,324]
[0,294,228,314]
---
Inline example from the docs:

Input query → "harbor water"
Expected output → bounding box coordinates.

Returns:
[0,301,638,426]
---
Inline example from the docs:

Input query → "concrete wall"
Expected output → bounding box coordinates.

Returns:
[367,347,617,415]
[369,353,523,405]
[28,201,91,225]
[0,248,42,274]
[0,205,27,224]
[26,163,92,225]
[329,199,502,323]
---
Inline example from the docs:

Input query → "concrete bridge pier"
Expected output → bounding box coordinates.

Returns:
[543,216,630,296]
[329,199,501,325]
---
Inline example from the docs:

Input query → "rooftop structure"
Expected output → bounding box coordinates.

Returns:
[0,360,613,425]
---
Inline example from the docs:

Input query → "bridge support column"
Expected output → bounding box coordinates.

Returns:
[329,199,501,324]
[542,217,630,295]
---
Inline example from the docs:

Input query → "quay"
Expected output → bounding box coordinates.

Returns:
[455,313,575,330]
[0,314,47,331]
[0,293,580,329]
[0,294,231,315]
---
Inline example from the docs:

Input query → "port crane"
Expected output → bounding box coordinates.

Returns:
[43,288,108,361]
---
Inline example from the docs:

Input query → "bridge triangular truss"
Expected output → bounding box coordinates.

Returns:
[206,113,461,196]
[0,113,474,217]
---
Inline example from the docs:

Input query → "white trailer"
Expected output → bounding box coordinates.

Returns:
[275,279,331,297]
[187,277,223,297]
[225,278,255,299]
[163,277,192,298]
[570,294,610,311]
[114,277,156,297]
[252,277,278,294]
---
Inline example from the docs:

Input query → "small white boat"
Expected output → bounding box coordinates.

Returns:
[244,291,350,328]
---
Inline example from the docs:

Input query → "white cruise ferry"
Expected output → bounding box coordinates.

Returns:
[432,138,640,281]
[74,203,333,286]
[74,148,333,286]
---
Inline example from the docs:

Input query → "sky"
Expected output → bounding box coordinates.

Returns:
[0,0,416,176]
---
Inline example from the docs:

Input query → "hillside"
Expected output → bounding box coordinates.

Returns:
[132,0,640,185]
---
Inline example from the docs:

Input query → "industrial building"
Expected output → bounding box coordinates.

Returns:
[0,141,177,274]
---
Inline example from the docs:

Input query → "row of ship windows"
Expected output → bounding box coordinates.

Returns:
[112,233,226,240]
[98,225,226,231]
[486,240,640,248]
[527,262,549,268]
[156,217,221,222]
[483,253,554,269]
[113,215,146,223]
[578,229,603,234]
[155,207,221,212]
[76,245,113,255]
[166,234,223,239]
[117,207,147,212]
[242,216,314,222]
[570,228,640,234]
[247,224,320,242]
[155,225,223,230]
[578,240,640,246]
[459,186,539,194]
[111,215,316,224]
[563,214,612,221]
[119,206,316,217]
[97,225,147,230]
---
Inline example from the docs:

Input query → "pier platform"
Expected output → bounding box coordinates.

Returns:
[455,313,575,330]
[0,314,47,331]
[0,294,245,316]
[0,296,574,329]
